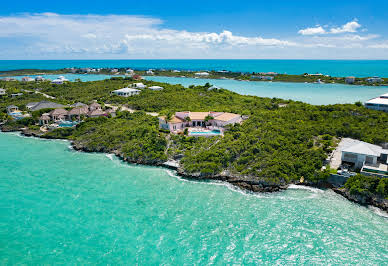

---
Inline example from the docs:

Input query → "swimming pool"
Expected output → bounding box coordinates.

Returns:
[58,121,79,127]
[189,130,222,136]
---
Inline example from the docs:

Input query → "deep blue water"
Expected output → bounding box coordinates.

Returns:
[0,60,387,77]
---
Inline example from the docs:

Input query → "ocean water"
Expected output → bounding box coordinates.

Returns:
[5,74,387,105]
[145,76,387,105]
[0,132,387,264]
[0,60,388,77]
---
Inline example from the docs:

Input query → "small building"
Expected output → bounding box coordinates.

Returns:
[364,93,388,112]
[208,86,220,90]
[35,76,45,81]
[345,76,356,84]
[111,88,141,97]
[11,93,23,98]
[146,70,154,75]
[132,74,142,80]
[21,76,35,82]
[49,109,68,121]
[341,139,388,169]
[51,76,68,84]
[89,102,102,111]
[7,105,19,114]
[132,82,146,89]
[366,76,383,83]
[111,69,119,73]
[39,113,51,125]
[126,69,134,74]
[0,88,6,96]
[88,109,106,118]
[67,106,89,119]
[148,86,163,91]
[195,72,210,77]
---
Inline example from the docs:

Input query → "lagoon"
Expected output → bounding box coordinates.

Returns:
[0,132,387,264]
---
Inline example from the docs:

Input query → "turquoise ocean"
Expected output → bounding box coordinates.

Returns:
[0,133,387,264]
[1,59,388,77]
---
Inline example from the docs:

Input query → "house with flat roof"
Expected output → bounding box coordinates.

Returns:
[111,87,141,97]
[159,111,242,133]
[341,139,388,175]
[131,82,146,89]
[364,93,388,112]
[148,86,163,91]
[195,72,210,77]
[366,76,383,83]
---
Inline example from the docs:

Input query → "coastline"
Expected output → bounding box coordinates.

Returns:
[5,127,387,213]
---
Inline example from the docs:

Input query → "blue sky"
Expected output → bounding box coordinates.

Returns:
[1,0,388,59]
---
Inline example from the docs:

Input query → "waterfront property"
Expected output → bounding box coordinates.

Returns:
[195,72,210,77]
[148,86,163,91]
[366,76,383,83]
[364,93,388,112]
[111,87,141,97]
[51,76,68,84]
[39,102,113,126]
[159,111,242,134]
[21,76,35,82]
[340,139,388,177]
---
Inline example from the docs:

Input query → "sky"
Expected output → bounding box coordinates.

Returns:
[0,0,388,59]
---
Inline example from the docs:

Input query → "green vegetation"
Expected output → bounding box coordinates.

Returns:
[1,78,387,187]
[345,174,388,199]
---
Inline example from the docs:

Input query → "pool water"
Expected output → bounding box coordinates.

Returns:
[189,130,222,136]
[58,121,78,127]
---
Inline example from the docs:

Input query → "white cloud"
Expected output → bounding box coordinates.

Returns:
[298,20,362,36]
[298,26,326,35]
[0,13,385,59]
[330,20,361,34]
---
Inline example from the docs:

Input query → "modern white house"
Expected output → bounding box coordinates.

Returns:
[148,86,163,91]
[35,76,45,81]
[364,93,388,112]
[0,88,5,96]
[146,70,154,75]
[159,111,242,133]
[195,72,210,77]
[341,139,388,174]
[111,87,141,97]
[366,76,383,83]
[131,82,147,89]
[51,76,68,84]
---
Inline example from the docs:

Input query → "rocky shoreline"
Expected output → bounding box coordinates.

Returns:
[2,127,387,213]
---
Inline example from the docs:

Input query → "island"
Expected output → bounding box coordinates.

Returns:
[0,73,387,211]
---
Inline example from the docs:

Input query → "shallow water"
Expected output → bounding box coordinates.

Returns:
[145,76,388,105]
[0,132,387,264]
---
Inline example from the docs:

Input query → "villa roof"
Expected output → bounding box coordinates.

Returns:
[49,108,68,116]
[169,115,184,123]
[68,106,89,115]
[26,102,39,109]
[88,109,106,116]
[29,101,64,111]
[366,96,388,105]
[7,105,18,109]
[71,102,87,107]
[39,114,51,120]
[113,87,141,93]
[213,112,241,122]
[342,141,383,157]
[89,102,101,108]
[188,112,210,120]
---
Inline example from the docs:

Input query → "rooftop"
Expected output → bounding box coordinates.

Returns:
[342,139,386,157]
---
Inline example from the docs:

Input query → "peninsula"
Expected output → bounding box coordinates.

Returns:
[1,75,387,211]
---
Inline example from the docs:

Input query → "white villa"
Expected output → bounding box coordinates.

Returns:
[146,70,154,75]
[51,76,68,84]
[132,82,147,89]
[195,72,210,77]
[341,139,388,176]
[111,87,140,97]
[148,86,163,91]
[159,111,242,133]
[365,93,388,112]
